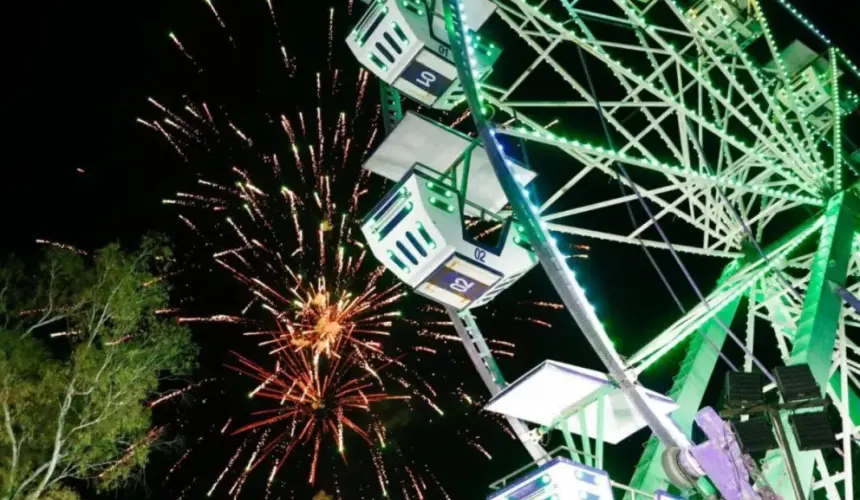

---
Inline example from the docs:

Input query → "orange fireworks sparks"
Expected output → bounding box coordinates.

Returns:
[226,337,412,485]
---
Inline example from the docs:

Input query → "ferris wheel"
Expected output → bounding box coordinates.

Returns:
[347,0,859,498]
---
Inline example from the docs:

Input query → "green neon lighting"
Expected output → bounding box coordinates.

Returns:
[426,181,454,198]
[392,22,408,43]
[369,53,387,71]
[428,196,454,213]
[386,250,409,272]
[416,222,436,249]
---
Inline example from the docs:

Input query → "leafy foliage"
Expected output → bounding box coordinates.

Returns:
[0,237,197,499]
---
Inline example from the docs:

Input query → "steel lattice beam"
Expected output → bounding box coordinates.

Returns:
[446,308,548,462]
[626,211,824,496]
[627,284,741,497]
[762,191,860,498]
[378,82,403,136]
[443,0,693,452]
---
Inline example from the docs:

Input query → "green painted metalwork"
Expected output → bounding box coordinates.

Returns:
[627,277,741,497]
[443,0,691,456]
[628,213,832,496]
[379,82,403,136]
[560,419,583,464]
[578,410,593,467]
[595,396,605,470]
[541,384,614,465]
[456,309,506,389]
[429,0,860,496]
[448,309,549,462]
[788,193,858,391]
[440,138,479,199]
[829,370,860,424]
[758,274,860,427]
[763,191,860,499]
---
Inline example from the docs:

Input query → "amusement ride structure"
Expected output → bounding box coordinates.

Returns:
[347,0,859,498]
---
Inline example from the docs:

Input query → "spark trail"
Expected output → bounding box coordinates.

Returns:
[143,1,581,497]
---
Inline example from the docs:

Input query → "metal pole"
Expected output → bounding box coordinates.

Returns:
[446,308,548,462]
[768,408,806,500]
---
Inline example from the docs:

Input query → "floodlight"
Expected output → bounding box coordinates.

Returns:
[774,365,820,403]
[724,372,765,408]
[730,418,778,453]
[789,411,836,451]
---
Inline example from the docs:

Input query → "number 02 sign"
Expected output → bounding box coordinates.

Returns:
[427,267,490,302]
[449,277,475,294]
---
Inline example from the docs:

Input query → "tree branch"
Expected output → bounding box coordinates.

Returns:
[26,377,75,500]
[22,315,66,336]
[3,380,20,499]
[11,461,51,500]
[22,261,60,336]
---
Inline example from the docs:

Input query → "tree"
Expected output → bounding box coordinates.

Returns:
[0,237,197,499]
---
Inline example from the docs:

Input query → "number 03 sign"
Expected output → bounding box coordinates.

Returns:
[415,70,437,88]
[401,59,452,98]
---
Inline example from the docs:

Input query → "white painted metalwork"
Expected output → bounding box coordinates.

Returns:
[359,113,540,310]
[351,0,859,496]
[442,0,859,495]
[485,360,679,444]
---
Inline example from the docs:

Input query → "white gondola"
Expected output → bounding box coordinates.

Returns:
[346,0,499,109]
[769,40,852,131]
[487,457,614,500]
[686,0,761,46]
[485,361,683,500]
[360,112,538,310]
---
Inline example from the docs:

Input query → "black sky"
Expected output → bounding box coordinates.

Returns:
[4,0,857,499]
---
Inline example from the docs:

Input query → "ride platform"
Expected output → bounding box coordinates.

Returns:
[485,360,679,444]
[362,111,536,215]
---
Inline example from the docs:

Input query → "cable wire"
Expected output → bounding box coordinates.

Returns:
[570,41,783,379]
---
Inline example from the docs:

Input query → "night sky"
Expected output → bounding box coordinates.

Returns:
[4,0,857,499]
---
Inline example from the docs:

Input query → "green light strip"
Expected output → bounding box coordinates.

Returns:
[750,0,825,181]
[369,53,388,71]
[416,222,436,249]
[837,49,860,80]
[517,0,822,190]
[831,47,843,192]
[427,196,454,213]
[392,22,408,43]
[654,2,813,171]
[499,126,824,206]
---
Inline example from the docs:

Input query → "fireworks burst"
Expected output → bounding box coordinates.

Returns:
[226,341,411,485]
[145,0,445,492]
[143,1,580,497]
